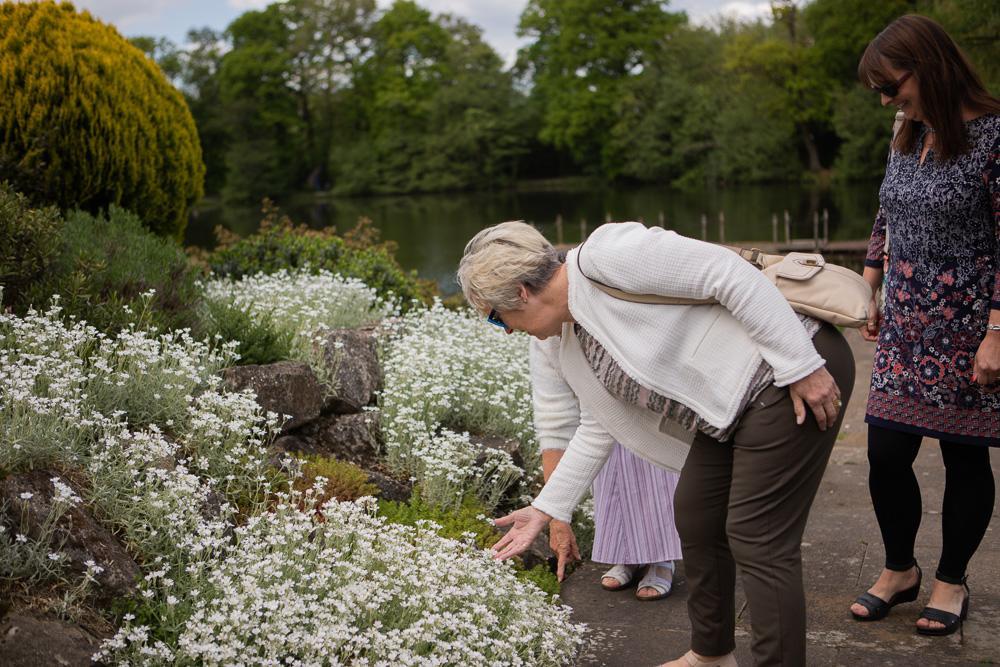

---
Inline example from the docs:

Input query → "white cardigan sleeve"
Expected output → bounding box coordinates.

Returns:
[581,222,824,386]
[529,338,579,451]
[530,405,614,523]
[529,338,614,522]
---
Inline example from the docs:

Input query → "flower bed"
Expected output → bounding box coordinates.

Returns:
[1,284,585,665]
[97,495,583,666]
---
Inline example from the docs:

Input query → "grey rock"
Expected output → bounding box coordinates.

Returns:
[0,614,105,667]
[0,470,140,603]
[222,361,323,433]
[293,411,382,469]
[365,469,412,502]
[320,328,381,414]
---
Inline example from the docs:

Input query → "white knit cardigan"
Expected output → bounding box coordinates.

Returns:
[530,222,824,522]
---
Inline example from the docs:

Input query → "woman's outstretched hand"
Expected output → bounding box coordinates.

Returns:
[492,506,552,561]
[789,366,841,431]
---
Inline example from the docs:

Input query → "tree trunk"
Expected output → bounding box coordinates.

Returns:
[799,124,821,172]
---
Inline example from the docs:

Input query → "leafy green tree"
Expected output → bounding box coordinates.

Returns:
[516,0,685,173]
[282,0,377,189]
[334,1,527,194]
[723,2,835,174]
[179,28,231,196]
[0,2,204,238]
[803,0,914,83]
[603,25,724,184]
[923,0,1000,93]
[217,5,304,202]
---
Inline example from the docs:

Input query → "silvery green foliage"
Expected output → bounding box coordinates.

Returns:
[379,302,537,511]
[95,493,585,666]
[201,269,397,374]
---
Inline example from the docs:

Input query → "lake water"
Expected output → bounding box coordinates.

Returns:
[185,181,882,293]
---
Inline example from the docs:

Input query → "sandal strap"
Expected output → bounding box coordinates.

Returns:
[919,606,960,625]
[637,564,674,595]
[602,564,638,587]
[854,591,889,614]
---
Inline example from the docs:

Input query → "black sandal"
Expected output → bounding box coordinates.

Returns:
[851,563,922,622]
[916,576,969,637]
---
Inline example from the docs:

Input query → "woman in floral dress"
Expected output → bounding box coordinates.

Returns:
[849,14,1000,636]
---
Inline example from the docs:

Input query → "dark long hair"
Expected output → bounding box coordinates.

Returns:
[858,14,1000,161]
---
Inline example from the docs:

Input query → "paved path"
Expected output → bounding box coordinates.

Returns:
[562,328,1000,666]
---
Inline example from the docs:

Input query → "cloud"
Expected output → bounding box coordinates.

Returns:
[73,0,180,29]
[376,0,527,66]
[717,1,772,21]
[227,0,272,9]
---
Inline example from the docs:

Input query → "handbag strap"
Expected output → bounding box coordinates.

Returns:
[574,236,766,307]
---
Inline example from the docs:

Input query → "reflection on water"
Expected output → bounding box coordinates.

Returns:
[186,181,881,293]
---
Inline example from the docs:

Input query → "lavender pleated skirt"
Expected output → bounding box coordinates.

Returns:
[591,441,683,565]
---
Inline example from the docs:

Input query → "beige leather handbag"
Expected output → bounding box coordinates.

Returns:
[577,242,871,328]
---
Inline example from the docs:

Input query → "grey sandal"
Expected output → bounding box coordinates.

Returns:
[636,561,675,601]
[600,564,640,591]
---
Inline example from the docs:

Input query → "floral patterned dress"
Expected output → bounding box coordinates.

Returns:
[865,113,1000,445]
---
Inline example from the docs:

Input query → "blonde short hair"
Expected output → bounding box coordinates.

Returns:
[457,221,561,313]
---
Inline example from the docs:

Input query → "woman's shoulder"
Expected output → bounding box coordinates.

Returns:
[968,112,1000,146]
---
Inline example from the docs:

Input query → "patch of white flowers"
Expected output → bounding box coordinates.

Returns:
[0,301,101,470]
[96,494,585,666]
[379,302,537,510]
[202,269,397,373]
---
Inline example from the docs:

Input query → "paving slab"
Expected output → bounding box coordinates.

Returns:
[562,329,1000,666]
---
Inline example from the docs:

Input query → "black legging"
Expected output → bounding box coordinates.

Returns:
[868,424,996,583]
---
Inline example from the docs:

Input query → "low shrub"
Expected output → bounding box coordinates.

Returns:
[379,493,501,552]
[292,455,378,504]
[0,184,63,310]
[197,298,294,366]
[19,207,202,334]
[519,564,561,600]
[206,202,435,308]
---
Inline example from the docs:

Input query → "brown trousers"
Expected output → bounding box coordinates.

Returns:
[674,324,855,667]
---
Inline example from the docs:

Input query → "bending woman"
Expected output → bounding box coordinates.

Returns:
[458,221,854,667]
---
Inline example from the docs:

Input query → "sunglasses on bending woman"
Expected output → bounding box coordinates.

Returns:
[870,71,912,98]
[487,309,512,333]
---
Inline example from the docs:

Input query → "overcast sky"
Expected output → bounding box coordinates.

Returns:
[73,0,774,66]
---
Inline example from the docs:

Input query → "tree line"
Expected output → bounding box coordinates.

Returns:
[133,0,998,203]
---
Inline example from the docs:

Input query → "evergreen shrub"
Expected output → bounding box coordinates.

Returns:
[379,493,502,552]
[292,455,379,505]
[197,298,294,366]
[0,1,204,239]
[207,202,434,308]
[0,183,62,308]
[21,206,202,333]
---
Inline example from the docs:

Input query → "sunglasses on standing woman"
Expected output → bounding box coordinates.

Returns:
[870,70,912,98]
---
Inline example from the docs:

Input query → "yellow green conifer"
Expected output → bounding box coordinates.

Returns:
[0,1,204,238]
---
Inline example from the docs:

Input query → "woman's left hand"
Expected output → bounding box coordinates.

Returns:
[788,366,842,431]
[973,333,1000,385]
[492,506,552,561]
